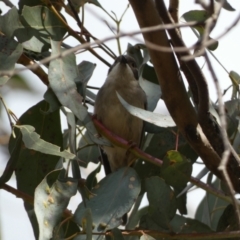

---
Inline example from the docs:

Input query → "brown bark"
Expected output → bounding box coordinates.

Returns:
[128,0,240,192]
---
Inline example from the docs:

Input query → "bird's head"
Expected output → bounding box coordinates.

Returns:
[107,55,139,82]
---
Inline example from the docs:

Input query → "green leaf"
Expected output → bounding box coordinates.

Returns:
[229,71,240,100]
[170,214,214,233]
[217,204,238,232]
[145,176,177,229]
[0,7,21,38]
[77,130,100,167]
[161,150,192,190]
[15,125,75,159]
[195,177,229,230]
[139,77,161,111]
[0,133,22,186]
[13,100,64,237]
[76,61,96,99]
[224,99,240,141]
[43,88,61,113]
[215,0,235,11]
[182,10,218,51]
[85,163,101,190]
[127,43,161,110]
[182,10,210,23]
[34,169,78,240]
[127,43,144,69]
[49,40,104,145]
[16,6,67,52]
[0,35,23,84]
[67,112,77,154]
[117,92,175,128]
[74,168,141,231]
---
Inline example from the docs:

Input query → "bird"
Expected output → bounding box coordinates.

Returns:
[94,55,147,173]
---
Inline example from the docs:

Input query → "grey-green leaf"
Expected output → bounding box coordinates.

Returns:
[145,176,177,229]
[16,125,75,159]
[34,170,78,240]
[117,92,175,128]
[0,35,23,84]
[74,168,141,231]
[48,40,101,144]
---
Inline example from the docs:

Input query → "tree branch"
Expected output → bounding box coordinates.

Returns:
[128,0,240,192]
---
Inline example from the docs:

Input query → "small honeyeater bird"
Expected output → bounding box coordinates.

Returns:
[94,55,147,173]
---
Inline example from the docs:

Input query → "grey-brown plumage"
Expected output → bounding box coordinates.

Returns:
[94,55,147,172]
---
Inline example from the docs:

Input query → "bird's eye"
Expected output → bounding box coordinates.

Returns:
[130,62,136,68]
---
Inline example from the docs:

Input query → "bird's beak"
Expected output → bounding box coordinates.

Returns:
[120,55,128,64]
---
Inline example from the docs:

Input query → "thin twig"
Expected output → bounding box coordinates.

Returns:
[0,21,207,77]
[92,116,235,205]
[205,52,240,228]
[0,95,14,130]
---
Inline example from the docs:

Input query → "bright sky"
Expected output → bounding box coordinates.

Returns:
[0,0,239,239]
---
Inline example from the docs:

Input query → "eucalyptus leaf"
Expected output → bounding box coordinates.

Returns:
[195,178,229,230]
[229,71,240,99]
[16,6,67,52]
[49,40,104,145]
[74,168,141,231]
[76,61,96,98]
[170,214,214,233]
[145,176,177,229]
[139,77,161,111]
[13,100,64,238]
[15,125,75,159]
[117,92,175,128]
[0,7,21,38]
[161,150,192,190]
[34,170,78,240]
[43,88,61,113]
[0,35,23,84]
[215,0,235,11]
[182,10,218,51]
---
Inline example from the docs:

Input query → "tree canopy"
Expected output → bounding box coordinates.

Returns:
[1,0,240,239]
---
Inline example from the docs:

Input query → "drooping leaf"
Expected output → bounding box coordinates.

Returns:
[117,92,175,128]
[34,169,78,240]
[15,125,75,159]
[145,176,177,229]
[48,40,105,145]
[74,168,141,232]
[12,100,64,237]
[0,35,23,84]
[215,0,235,11]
